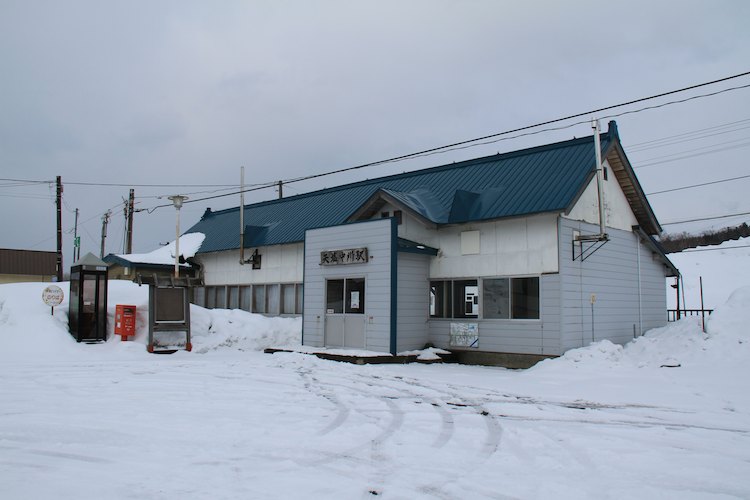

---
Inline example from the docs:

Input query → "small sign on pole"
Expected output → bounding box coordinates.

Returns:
[42,285,64,316]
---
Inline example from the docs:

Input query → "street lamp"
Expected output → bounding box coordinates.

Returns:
[167,195,188,278]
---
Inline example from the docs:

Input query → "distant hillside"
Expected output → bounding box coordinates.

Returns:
[659,223,750,253]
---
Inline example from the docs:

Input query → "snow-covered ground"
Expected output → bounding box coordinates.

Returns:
[1,280,749,499]
[667,236,750,309]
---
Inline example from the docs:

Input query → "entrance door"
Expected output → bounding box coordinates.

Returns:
[324,278,366,349]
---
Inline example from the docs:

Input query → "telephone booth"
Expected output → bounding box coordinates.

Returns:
[68,253,109,342]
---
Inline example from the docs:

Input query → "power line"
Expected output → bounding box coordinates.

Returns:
[138,70,750,212]
[625,117,750,150]
[634,136,750,163]
[646,174,750,196]
[634,140,750,169]
[678,244,750,253]
[661,210,750,226]
[627,124,750,154]
[282,75,750,188]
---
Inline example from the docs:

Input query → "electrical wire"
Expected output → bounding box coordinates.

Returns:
[634,141,750,169]
[137,70,750,212]
[646,174,750,196]
[626,118,750,151]
[679,244,750,253]
[661,210,750,226]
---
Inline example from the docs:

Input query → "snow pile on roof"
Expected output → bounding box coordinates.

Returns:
[114,232,205,266]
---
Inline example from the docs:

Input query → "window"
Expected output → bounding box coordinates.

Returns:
[240,286,252,311]
[281,284,296,314]
[228,286,239,309]
[295,284,303,314]
[393,210,403,225]
[326,278,365,314]
[602,166,608,181]
[267,284,280,315]
[253,285,266,313]
[482,279,510,319]
[430,281,452,318]
[215,286,226,309]
[192,287,206,308]
[326,280,344,313]
[205,287,216,309]
[512,277,539,319]
[431,277,540,320]
[345,278,365,314]
[381,211,390,218]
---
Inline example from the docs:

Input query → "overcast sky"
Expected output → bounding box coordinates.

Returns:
[2,1,749,269]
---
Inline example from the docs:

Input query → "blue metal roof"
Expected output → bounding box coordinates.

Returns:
[186,124,624,254]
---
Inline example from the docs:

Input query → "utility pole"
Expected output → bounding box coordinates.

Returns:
[56,176,63,282]
[72,208,80,263]
[126,188,134,254]
[100,210,111,258]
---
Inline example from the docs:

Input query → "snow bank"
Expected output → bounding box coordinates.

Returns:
[0,280,300,362]
[531,285,750,375]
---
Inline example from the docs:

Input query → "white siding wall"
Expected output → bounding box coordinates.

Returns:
[396,253,431,352]
[303,219,393,351]
[559,218,669,351]
[195,243,303,286]
[566,160,639,231]
[373,206,559,277]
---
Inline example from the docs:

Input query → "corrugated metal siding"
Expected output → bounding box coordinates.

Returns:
[188,134,614,254]
[558,218,669,351]
[0,249,57,276]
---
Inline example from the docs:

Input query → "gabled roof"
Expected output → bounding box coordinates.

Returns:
[186,121,660,254]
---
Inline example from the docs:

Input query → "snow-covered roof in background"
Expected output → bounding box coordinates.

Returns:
[108,233,205,267]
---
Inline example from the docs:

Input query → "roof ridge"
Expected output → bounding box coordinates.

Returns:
[205,132,607,217]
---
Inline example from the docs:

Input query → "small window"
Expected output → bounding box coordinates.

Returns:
[393,210,403,225]
[602,166,608,181]
[381,211,390,218]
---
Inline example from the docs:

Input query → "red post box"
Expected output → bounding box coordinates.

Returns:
[115,305,136,341]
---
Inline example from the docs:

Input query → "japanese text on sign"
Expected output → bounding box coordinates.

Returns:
[320,248,369,265]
